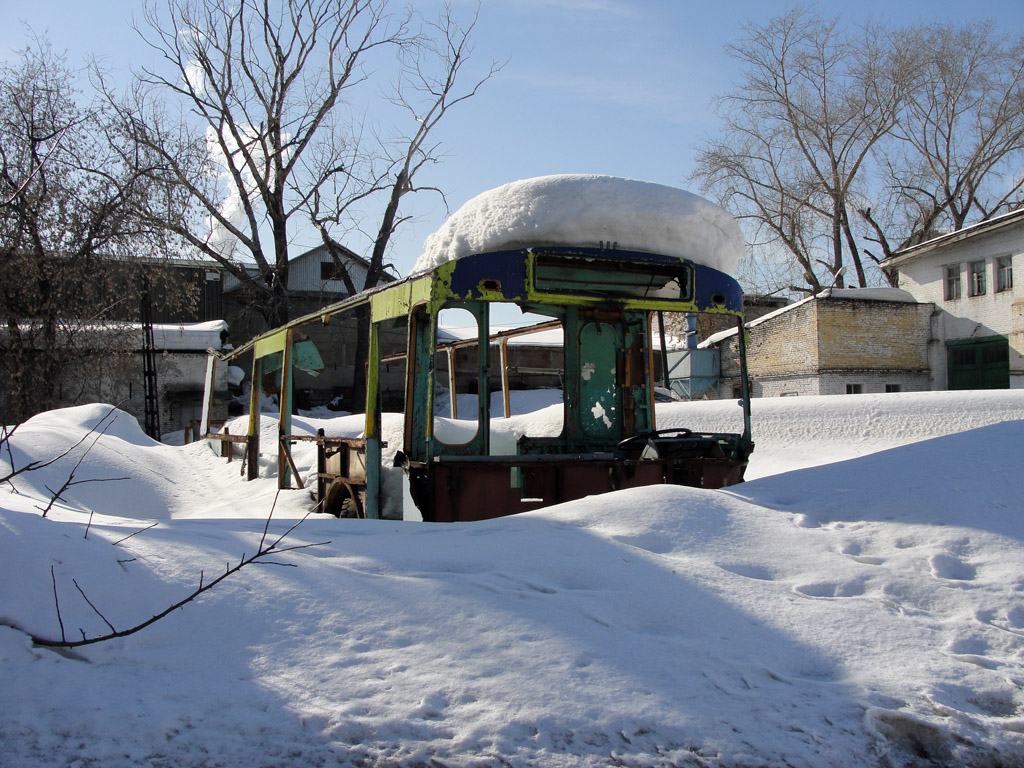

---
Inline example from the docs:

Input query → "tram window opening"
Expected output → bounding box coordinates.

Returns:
[534,252,692,301]
[433,307,480,445]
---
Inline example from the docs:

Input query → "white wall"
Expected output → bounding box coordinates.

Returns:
[895,220,1023,388]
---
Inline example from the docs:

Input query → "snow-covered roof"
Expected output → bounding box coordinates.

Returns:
[700,287,919,348]
[824,287,916,302]
[1,320,228,352]
[412,175,745,275]
[887,206,1024,264]
[151,321,228,351]
[437,323,564,348]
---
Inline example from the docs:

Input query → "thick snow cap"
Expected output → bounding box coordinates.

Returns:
[413,174,745,275]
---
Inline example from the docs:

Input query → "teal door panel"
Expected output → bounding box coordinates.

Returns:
[578,321,622,441]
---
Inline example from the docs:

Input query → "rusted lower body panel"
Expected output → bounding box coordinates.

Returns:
[412,456,746,523]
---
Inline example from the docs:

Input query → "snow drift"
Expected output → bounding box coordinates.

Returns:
[1,391,1023,767]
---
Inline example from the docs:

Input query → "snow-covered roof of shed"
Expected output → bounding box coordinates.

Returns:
[412,175,745,275]
[699,287,919,348]
[437,323,564,348]
[152,320,228,351]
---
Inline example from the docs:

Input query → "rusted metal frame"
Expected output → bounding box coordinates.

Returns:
[277,434,305,490]
[281,434,367,447]
[500,336,511,418]
[201,429,248,459]
[645,313,660,432]
[735,314,753,447]
[623,312,653,437]
[403,306,427,460]
[200,432,249,444]
[408,306,434,463]
[277,329,295,489]
[475,301,491,456]
[657,311,670,389]
[446,346,457,419]
[315,428,327,509]
[363,317,382,519]
[561,306,581,451]
[224,292,373,361]
[436,319,562,351]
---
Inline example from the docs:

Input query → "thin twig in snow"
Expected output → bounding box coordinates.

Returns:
[72,579,116,633]
[50,566,66,644]
[31,510,331,649]
[111,522,159,546]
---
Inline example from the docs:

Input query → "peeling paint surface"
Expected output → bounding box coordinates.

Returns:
[590,401,613,429]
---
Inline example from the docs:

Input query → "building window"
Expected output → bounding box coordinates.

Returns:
[944,265,961,300]
[885,384,901,393]
[846,383,862,395]
[969,260,986,296]
[320,261,344,282]
[996,256,1013,293]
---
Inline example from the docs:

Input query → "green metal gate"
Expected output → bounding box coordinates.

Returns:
[947,336,1009,390]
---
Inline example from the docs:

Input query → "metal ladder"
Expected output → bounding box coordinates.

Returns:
[140,282,161,441]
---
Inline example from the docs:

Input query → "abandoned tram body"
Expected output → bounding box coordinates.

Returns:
[201,245,754,523]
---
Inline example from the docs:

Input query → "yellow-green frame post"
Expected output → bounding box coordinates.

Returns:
[247,355,262,481]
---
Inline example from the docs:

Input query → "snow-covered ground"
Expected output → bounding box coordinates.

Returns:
[2,391,1023,767]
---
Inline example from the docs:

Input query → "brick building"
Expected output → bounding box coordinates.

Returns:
[703,288,934,397]
[882,209,1023,390]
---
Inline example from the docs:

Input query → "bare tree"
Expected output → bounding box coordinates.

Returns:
[308,6,499,407]
[695,11,1024,295]
[859,22,1024,262]
[693,7,904,294]
[0,38,191,423]
[114,0,493,331]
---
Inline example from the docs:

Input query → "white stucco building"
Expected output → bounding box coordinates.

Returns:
[883,210,1023,390]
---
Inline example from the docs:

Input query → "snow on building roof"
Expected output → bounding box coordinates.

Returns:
[412,175,745,276]
[2,320,229,352]
[152,320,228,351]
[437,323,564,348]
[887,206,1024,264]
[699,287,919,348]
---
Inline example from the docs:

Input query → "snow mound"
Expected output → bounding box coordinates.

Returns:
[6,405,192,520]
[655,389,1024,479]
[2,392,1024,766]
[413,174,745,275]
[18,403,156,448]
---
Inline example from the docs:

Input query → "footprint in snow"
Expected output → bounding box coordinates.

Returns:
[929,553,976,581]
[417,692,448,720]
[793,578,867,598]
[838,542,885,565]
[947,637,999,669]
[1004,604,1024,629]
[717,562,775,581]
[612,533,675,555]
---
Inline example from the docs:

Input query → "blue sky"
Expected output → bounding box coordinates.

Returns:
[4,0,1024,276]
